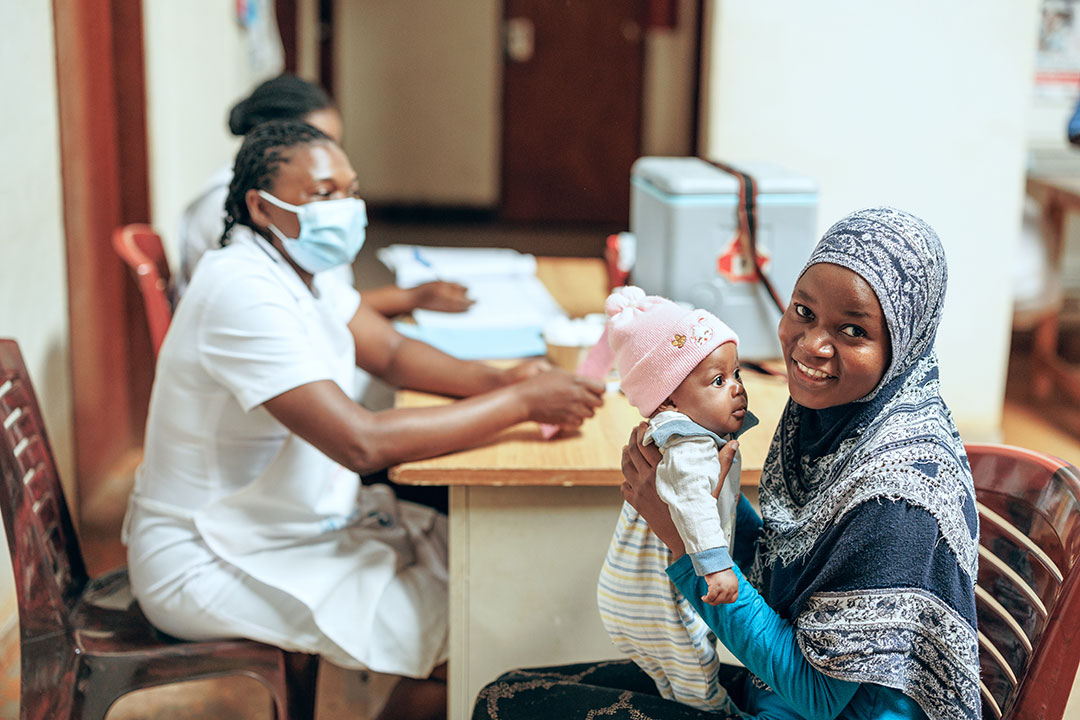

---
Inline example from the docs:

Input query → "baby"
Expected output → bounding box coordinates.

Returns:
[591,286,756,711]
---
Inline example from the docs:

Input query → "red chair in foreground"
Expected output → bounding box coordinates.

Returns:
[0,338,318,719]
[967,442,1080,720]
[111,224,174,358]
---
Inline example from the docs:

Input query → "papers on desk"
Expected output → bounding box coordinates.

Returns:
[393,323,547,360]
[377,244,567,359]
[377,245,538,287]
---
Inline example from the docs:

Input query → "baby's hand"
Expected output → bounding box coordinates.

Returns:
[702,568,739,605]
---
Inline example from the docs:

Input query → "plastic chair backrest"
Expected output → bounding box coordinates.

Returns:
[112,224,174,357]
[0,338,320,719]
[967,442,1080,720]
[0,339,89,645]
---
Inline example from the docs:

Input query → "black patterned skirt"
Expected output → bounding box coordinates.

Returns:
[472,659,748,720]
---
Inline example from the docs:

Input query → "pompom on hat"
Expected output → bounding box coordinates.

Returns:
[579,286,739,416]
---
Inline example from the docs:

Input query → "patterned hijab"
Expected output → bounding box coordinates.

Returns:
[752,208,981,720]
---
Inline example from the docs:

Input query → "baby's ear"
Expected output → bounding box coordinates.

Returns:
[657,398,676,412]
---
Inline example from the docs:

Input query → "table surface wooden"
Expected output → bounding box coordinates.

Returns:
[1027,172,1080,200]
[390,256,790,487]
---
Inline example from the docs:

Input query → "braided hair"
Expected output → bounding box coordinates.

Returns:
[221,120,331,245]
[228,74,334,136]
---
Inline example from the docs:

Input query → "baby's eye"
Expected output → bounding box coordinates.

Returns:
[840,325,866,338]
[733,368,742,383]
[711,375,725,387]
[793,303,813,319]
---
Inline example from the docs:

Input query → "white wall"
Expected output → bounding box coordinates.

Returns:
[642,0,699,157]
[335,1,503,206]
[296,0,321,82]
[335,3,700,205]
[0,3,75,633]
[142,0,283,267]
[701,1,1040,439]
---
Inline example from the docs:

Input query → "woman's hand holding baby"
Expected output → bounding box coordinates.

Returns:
[711,440,737,499]
[620,423,685,555]
[620,423,739,558]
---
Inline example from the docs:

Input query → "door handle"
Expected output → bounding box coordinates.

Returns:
[505,17,535,63]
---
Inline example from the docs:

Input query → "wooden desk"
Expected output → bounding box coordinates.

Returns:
[393,364,787,488]
[390,257,789,720]
[1025,174,1080,405]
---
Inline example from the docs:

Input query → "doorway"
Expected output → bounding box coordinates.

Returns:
[500,0,646,225]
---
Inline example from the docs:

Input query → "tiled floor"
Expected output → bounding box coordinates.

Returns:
[3,221,1080,718]
[0,620,399,720]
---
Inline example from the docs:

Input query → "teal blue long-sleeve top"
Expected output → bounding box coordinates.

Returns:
[666,498,929,720]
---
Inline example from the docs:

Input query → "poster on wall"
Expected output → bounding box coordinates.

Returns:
[235,0,284,77]
[1037,0,1080,98]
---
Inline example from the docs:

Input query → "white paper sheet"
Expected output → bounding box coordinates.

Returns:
[378,244,566,330]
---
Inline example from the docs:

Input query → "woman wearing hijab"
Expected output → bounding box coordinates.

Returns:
[472,207,981,720]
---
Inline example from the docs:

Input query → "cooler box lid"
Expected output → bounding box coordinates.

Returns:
[631,157,817,196]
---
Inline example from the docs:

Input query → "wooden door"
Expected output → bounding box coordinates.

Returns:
[501,0,645,224]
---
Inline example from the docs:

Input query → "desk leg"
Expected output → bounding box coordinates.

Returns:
[447,485,625,720]
[448,485,472,720]
[1029,194,1080,406]
[1035,197,1066,400]
[1033,312,1060,400]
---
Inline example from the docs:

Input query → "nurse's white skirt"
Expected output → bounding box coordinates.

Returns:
[126,484,448,678]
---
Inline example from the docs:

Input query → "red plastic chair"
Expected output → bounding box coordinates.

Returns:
[112,224,174,358]
[967,442,1080,720]
[0,338,318,719]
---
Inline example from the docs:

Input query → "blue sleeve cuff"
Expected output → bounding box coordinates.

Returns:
[668,552,696,582]
[690,546,734,576]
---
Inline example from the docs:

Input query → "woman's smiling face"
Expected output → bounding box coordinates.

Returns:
[778,262,891,409]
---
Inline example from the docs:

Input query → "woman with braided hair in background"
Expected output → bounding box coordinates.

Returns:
[124,120,605,720]
[178,73,471,318]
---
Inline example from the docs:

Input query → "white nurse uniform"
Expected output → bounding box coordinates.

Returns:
[123,232,448,677]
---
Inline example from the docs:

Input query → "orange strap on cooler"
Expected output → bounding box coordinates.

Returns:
[701,159,786,314]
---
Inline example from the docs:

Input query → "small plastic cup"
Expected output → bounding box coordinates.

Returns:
[542,315,606,372]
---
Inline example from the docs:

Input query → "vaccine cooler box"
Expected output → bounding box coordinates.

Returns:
[630,157,818,361]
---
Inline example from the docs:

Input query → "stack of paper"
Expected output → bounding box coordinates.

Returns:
[377,245,538,287]
[377,244,567,359]
[393,323,548,360]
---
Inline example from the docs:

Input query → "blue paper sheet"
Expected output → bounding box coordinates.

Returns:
[393,323,547,360]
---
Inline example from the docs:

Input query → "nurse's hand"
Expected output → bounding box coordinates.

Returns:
[410,281,474,313]
[499,357,553,385]
[514,369,604,428]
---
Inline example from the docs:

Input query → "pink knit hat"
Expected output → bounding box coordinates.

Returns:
[579,286,739,416]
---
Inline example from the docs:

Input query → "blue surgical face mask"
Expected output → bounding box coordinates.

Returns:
[258,190,367,274]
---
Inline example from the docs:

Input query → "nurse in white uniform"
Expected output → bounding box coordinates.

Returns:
[124,120,605,720]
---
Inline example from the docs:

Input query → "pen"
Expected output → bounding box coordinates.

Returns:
[413,247,443,281]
